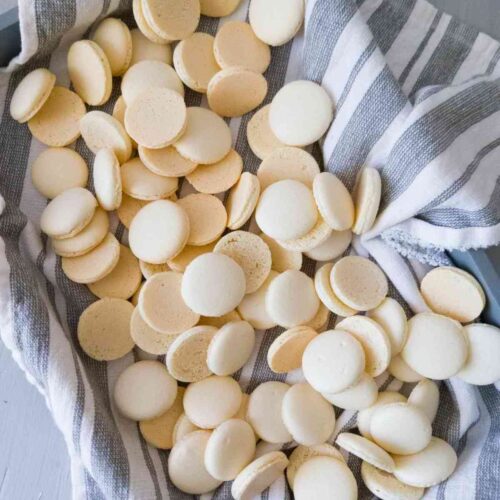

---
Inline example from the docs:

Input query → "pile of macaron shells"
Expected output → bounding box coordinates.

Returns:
[10,0,500,498]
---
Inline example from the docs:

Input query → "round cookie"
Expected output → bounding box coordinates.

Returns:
[256,179,318,240]
[259,233,302,273]
[457,323,500,385]
[337,315,392,377]
[249,0,304,46]
[214,231,271,294]
[294,456,357,500]
[200,309,242,329]
[322,372,378,410]
[181,253,246,317]
[125,87,186,149]
[302,329,365,393]
[117,194,149,229]
[130,307,178,355]
[420,266,485,323]
[205,419,256,481]
[132,0,168,45]
[168,242,216,273]
[174,107,232,165]
[266,270,320,328]
[31,147,88,199]
[114,361,177,421]
[214,21,270,74]
[408,379,440,423]
[277,215,332,253]
[330,256,388,311]
[121,60,184,105]
[314,262,357,317]
[247,382,292,443]
[352,167,382,235]
[357,391,407,440]
[67,40,112,106]
[139,260,169,279]
[139,144,197,178]
[78,297,134,360]
[231,452,288,500]
[389,355,425,383]
[172,413,200,445]
[226,172,261,230]
[52,208,109,257]
[281,383,335,446]
[88,244,141,299]
[393,437,457,488]
[305,230,352,261]
[142,0,200,42]
[370,402,432,455]
[93,149,122,211]
[237,270,278,330]
[92,17,132,76]
[287,444,346,489]
[139,272,199,334]
[184,375,242,429]
[361,461,425,500]
[267,326,317,373]
[139,386,185,449]
[178,194,227,246]
[169,430,222,495]
[186,149,242,194]
[129,200,190,264]
[130,28,172,65]
[336,433,395,472]
[62,233,120,283]
[247,105,287,160]
[313,172,354,231]
[28,87,85,147]
[367,297,408,356]
[257,147,320,189]
[173,32,220,93]
[166,325,217,382]
[401,312,468,380]
[207,67,268,117]
[269,80,333,147]
[121,157,178,201]
[80,111,132,164]
[207,320,255,376]
[200,0,241,17]
[40,187,96,239]
[10,68,56,123]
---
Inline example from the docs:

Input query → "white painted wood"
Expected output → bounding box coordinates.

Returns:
[0,2,498,500]
[0,343,71,499]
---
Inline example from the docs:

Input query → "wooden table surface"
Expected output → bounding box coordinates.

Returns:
[0,1,499,499]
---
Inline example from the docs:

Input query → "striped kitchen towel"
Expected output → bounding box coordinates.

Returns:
[1,0,499,498]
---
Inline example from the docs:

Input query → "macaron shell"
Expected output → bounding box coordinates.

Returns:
[28,86,86,147]
[67,40,112,106]
[10,68,56,123]
[207,67,268,118]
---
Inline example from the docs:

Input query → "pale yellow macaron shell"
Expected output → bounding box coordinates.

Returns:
[31,147,88,199]
[67,40,112,106]
[208,67,268,118]
[91,17,132,77]
[10,68,56,123]
[173,32,220,93]
[77,297,135,360]
[61,232,120,284]
[28,87,86,147]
